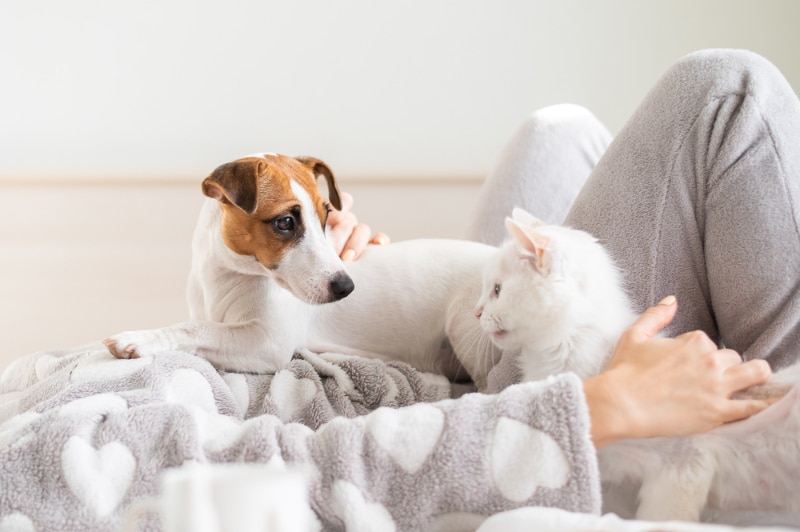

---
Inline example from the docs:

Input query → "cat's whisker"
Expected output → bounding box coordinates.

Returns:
[449,322,499,388]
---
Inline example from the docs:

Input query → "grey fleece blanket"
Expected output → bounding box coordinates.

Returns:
[0,343,599,531]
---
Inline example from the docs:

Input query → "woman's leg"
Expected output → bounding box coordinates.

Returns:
[466,103,612,246]
[566,49,800,369]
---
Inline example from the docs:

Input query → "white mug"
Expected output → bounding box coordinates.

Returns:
[122,462,316,532]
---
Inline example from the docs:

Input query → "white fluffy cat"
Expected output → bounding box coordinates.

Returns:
[473,207,637,383]
[473,207,800,524]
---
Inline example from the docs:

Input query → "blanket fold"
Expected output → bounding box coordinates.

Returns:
[0,344,600,531]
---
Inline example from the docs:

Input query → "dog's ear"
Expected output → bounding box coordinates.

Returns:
[202,158,265,214]
[295,157,342,211]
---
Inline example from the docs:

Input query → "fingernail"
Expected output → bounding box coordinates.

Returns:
[375,235,389,245]
[658,295,676,306]
[342,249,356,262]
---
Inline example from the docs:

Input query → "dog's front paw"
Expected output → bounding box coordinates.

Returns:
[104,331,160,360]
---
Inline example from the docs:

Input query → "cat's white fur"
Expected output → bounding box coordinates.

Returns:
[474,207,637,382]
[476,208,800,523]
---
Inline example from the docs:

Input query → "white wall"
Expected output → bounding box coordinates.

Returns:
[1,0,798,181]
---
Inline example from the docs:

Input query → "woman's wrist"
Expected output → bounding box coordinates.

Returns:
[583,371,638,449]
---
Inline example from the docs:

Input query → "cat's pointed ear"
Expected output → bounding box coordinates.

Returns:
[511,207,546,228]
[505,217,552,273]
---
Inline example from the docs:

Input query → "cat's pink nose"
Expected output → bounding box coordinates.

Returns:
[474,307,482,319]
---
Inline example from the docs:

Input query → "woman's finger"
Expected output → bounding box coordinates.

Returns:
[724,358,772,393]
[718,396,774,425]
[328,214,358,255]
[341,223,372,261]
[326,192,354,226]
[369,232,390,246]
[714,348,745,368]
[624,296,678,343]
[337,192,354,214]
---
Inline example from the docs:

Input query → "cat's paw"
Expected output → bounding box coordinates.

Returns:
[104,330,162,359]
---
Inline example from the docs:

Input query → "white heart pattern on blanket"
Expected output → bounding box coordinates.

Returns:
[58,392,128,419]
[34,353,67,382]
[490,417,570,502]
[330,480,396,532]
[189,405,248,453]
[70,349,152,384]
[222,372,251,417]
[166,368,218,414]
[366,403,445,474]
[0,512,36,532]
[0,412,40,448]
[270,370,319,421]
[61,436,136,517]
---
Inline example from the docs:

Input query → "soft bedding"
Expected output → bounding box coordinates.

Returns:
[0,344,793,531]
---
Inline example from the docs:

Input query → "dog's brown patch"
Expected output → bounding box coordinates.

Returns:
[202,154,340,268]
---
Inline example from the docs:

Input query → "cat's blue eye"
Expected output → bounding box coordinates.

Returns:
[494,283,501,296]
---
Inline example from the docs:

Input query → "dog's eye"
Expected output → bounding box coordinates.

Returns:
[493,283,502,297]
[274,216,295,234]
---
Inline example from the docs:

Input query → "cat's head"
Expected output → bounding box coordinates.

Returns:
[474,208,603,352]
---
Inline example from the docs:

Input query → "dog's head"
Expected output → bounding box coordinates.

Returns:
[202,154,354,304]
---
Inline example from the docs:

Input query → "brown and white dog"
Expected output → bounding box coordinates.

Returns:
[105,154,500,384]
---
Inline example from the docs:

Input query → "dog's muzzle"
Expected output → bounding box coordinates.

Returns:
[329,271,355,301]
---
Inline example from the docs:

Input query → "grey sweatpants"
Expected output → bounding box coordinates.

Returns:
[468,49,800,369]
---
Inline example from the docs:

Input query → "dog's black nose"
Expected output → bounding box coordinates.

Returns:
[330,272,355,301]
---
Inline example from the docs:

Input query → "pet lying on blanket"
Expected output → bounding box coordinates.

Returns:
[104,154,501,387]
[470,208,800,523]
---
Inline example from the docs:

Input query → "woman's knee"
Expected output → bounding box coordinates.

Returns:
[524,104,610,146]
[664,48,791,102]
[679,48,777,74]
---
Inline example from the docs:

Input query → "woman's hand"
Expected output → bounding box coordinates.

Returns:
[327,192,390,261]
[584,296,775,448]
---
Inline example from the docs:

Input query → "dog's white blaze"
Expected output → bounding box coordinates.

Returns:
[290,180,327,244]
[277,180,345,303]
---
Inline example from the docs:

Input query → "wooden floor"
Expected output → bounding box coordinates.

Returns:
[0,179,481,373]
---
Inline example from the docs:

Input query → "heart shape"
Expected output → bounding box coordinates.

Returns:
[61,436,136,517]
[222,372,251,417]
[269,370,319,422]
[0,412,40,448]
[189,405,247,453]
[0,513,35,532]
[490,416,570,501]
[70,349,152,384]
[330,480,396,532]
[166,369,217,414]
[366,403,444,474]
[58,392,127,418]
[34,353,66,382]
